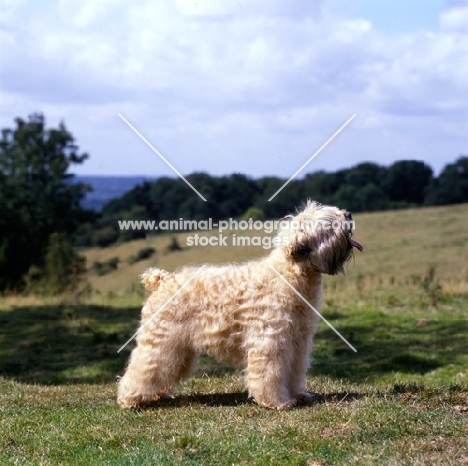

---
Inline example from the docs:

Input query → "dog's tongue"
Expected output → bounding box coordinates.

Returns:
[349,239,363,252]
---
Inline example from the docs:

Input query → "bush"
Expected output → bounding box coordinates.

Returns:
[421,266,442,307]
[241,206,265,221]
[24,232,87,296]
[128,247,156,264]
[166,237,182,252]
[91,257,119,276]
[93,226,118,248]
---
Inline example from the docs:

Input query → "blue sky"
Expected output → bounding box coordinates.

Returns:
[331,0,446,33]
[0,0,467,178]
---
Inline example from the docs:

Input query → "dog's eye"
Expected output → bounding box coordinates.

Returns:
[293,245,312,259]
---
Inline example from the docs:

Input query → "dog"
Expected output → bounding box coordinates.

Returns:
[117,200,362,409]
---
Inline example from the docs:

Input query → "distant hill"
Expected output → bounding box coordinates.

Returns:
[75,176,156,211]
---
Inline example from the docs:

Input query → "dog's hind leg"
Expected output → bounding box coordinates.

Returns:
[117,339,198,409]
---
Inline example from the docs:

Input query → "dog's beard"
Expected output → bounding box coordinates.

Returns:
[307,227,354,275]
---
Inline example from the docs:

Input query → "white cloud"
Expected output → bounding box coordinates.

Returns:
[0,0,466,178]
[440,4,468,31]
[173,0,240,17]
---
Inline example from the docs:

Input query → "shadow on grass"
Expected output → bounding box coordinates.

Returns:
[125,391,365,409]
[0,304,139,384]
[311,313,468,382]
[0,303,467,385]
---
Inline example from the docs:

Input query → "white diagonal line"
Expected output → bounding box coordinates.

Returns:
[118,113,207,202]
[117,265,207,353]
[267,264,357,352]
[268,114,356,201]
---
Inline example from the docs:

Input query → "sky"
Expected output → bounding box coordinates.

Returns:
[0,0,467,179]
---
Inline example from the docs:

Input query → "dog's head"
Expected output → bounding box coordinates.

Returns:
[276,200,363,275]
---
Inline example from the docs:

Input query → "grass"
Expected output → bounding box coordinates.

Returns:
[1,299,467,387]
[1,377,467,465]
[1,203,468,464]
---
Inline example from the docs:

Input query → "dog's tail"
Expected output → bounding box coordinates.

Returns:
[140,268,171,291]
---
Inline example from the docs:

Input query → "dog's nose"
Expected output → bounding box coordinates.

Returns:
[345,211,352,220]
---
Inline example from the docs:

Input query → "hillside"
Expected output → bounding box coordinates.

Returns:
[83,202,468,300]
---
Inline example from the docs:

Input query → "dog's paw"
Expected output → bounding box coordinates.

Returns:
[276,393,315,409]
[117,396,161,410]
[295,391,316,405]
[275,399,298,410]
[272,393,316,410]
[253,396,297,410]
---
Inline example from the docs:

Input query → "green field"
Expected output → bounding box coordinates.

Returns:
[1,204,468,465]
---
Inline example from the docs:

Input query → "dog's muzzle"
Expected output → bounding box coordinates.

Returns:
[345,211,363,252]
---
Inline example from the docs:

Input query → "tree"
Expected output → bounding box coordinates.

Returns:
[343,162,388,190]
[102,181,152,216]
[214,174,261,219]
[0,114,92,290]
[385,160,433,204]
[425,156,468,206]
[333,183,389,212]
[255,177,302,219]
[300,171,342,205]
[42,232,86,294]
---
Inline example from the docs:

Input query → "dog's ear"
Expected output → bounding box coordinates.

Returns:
[289,235,346,273]
[284,227,311,261]
[290,243,312,261]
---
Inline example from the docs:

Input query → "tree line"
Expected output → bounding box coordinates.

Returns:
[1,113,468,292]
[75,155,468,247]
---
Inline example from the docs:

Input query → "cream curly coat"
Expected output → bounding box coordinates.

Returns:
[117,200,362,409]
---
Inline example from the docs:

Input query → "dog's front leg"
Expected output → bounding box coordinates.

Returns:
[245,341,297,409]
[288,332,315,403]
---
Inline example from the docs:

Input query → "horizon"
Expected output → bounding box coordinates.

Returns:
[72,155,461,180]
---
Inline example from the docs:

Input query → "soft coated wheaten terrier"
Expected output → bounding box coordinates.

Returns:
[117,200,362,409]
